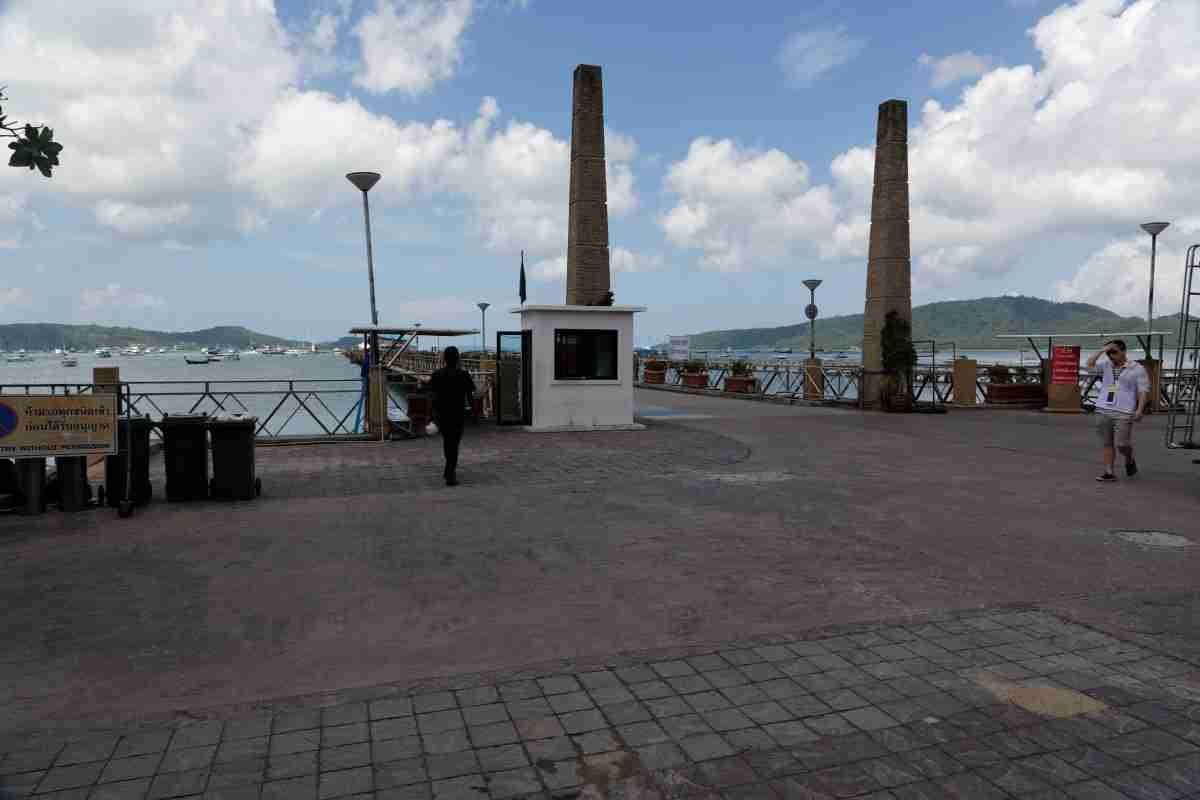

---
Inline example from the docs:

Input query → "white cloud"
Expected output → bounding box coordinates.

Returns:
[80,283,167,312]
[918,51,995,88]
[529,255,566,281]
[662,0,1200,301]
[612,247,664,274]
[776,26,866,87]
[1052,218,1200,316]
[240,94,639,260]
[658,137,837,272]
[94,201,191,236]
[0,287,32,308]
[353,0,474,95]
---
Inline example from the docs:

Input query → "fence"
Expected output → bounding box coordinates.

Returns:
[0,379,373,442]
[635,359,1193,409]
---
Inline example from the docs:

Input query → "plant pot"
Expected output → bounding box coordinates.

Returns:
[643,369,666,385]
[723,376,757,394]
[681,373,710,389]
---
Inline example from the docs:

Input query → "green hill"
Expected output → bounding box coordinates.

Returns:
[0,323,303,351]
[687,296,1180,351]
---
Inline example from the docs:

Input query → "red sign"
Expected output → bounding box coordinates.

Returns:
[1051,345,1081,385]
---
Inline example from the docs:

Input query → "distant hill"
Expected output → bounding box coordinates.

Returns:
[0,323,303,351]
[686,296,1181,351]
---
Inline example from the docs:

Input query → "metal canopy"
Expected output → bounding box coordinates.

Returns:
[349,326,479,336]
[994,331,1173,361]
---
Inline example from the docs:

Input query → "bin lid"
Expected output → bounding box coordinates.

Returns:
[208,412,258,425]
[158,413,208,425]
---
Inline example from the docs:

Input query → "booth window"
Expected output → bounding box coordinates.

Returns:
[555,329,618,380]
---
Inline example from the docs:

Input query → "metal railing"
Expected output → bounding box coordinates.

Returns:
[1,379,369,441]
[635,359,1194,410]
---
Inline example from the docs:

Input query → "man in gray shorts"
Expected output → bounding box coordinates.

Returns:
[1085,339,1150,481]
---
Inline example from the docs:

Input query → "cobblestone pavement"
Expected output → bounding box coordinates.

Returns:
[3,390,1200,798]
[3,608,1200,799]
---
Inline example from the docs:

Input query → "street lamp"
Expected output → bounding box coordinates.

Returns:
[1140,221,1169,359]
[478,302,490,354]
[346,172,381,327]
[802,279,823,361]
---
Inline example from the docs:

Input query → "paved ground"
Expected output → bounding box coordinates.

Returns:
[2,389,1199,799]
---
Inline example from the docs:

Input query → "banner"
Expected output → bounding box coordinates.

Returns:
[1050,345,1081,385]
[0,394,118,458]
[668,336,690,363]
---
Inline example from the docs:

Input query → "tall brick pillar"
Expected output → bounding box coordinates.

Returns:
[566,64,611,306]
[861,99,912,407]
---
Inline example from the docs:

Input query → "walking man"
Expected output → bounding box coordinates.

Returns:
[1086,339,1150,482]
[429,346,476,486]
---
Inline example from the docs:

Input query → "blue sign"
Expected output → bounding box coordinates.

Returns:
[0,402,16,439]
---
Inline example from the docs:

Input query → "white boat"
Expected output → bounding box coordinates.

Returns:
[219,349,240,361]
[95,348,113,358]
[5,349,32,363]
[62,356,79,367]
[185,354,210,365]
[284,348,304,357]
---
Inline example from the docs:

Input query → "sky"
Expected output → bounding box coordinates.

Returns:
[0,0,1197,347]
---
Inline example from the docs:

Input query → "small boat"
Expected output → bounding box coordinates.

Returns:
[5,349,32,363]
[95,347,113,358]
[284,348,304,357]
[186,354,210,365]
[220,349,240,361]
[62,356,79,367]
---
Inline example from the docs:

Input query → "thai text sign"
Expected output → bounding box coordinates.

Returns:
[0,394,118,458]
[1051,345,1081,385]
[668,336,690,363]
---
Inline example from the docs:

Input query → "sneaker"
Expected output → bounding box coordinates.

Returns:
[1125,460,1138,477]
[1096,473,1117,482]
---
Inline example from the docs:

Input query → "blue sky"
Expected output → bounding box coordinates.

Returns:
[0,0,1196,346]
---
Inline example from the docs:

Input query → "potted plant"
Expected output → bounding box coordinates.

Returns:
[724,360,758,394]
[679,359,710,389]
[642,358,667,385]
[879,311,916,411]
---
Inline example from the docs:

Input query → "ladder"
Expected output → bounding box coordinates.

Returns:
[1165,244,1200,452]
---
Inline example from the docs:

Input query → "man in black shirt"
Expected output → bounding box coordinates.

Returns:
[428,346,476,486]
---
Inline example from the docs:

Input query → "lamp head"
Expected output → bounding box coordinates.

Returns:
[478,302,490,312]
[346,172,381,193]
[802,279,823,292]
[1140,221,1170,237]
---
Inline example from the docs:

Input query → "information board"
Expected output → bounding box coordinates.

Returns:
[1051,345,1081,385]
[668,336,690,363]
[0,394,118,458]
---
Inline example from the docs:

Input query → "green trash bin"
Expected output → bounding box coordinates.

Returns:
[207,414,260,501]
[105,416,154,508]
[158,413,209,502]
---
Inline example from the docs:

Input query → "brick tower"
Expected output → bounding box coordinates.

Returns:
[861,99,912,407]
[566,64,611,306]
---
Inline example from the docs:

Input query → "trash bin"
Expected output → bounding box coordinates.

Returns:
[207,414,260,501]
[105,416,154,508]
[55,456,89,512]
[15,458,47,515]
[158,413,209,502]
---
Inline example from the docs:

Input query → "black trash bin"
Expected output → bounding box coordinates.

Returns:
[158,413,209,502]
[207,414,260,501]
[105,416,154,508]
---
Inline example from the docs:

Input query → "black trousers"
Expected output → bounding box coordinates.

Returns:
[440,419,464,480]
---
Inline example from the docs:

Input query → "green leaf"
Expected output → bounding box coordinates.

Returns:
[35,156,52,177]
[23,123,36,139]
[8,150,32,168]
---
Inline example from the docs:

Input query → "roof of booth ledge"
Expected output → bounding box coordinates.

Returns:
[510,304,647,313]
[349,326,479,336]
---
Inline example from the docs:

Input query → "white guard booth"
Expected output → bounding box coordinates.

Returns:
[511,305,646,432]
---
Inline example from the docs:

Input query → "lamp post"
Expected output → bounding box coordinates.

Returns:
[478,302,490,355]
[1140,222,1170,359]
[346,172,381,327]
[802,279,822,361]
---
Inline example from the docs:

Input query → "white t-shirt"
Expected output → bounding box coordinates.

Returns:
[1089,357,1150,415]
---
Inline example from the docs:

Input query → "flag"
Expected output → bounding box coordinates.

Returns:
[519,250,527,305]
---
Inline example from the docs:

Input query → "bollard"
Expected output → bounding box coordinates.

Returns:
[804,358,824,401]
[55,456,89,512]
[16,458,47,515]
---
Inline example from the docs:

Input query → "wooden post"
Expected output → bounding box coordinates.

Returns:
[1139,358,1161,413]
[367,365,387,439]
[804,358,824,401]
[952,359,978,407]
